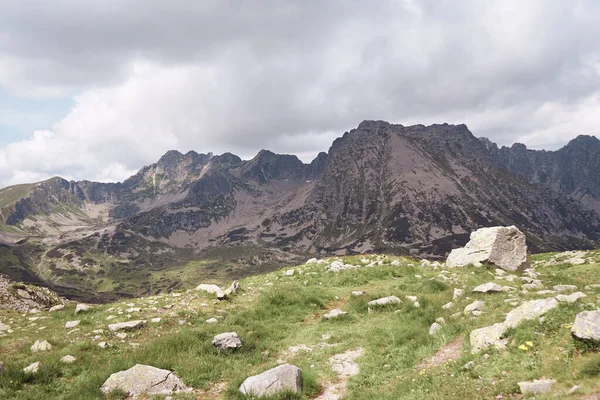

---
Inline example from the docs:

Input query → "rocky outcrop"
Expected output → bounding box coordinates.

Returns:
[0,274,62,312]
[100,364,191,397]
[446,226,529,271]
[239,364,302,397]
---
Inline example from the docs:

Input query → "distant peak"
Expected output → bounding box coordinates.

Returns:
[567,134,600,147]
[357,120,392,130]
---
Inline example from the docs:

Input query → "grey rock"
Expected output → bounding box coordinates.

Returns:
[60,355,76,364]
[472,282,503,293]
[518,379,555,395]
[108,320,146,332]
[323,309,348,319]
[196,284,225,299]
[556,292,586,304]
[75,304,91,314]
[553,285,578,292]
[452,288,464,301]
[212,332,242,350]
[446,226,529,271]
[239,364,302,397]
[65,320,80,329]
[0,321,10,332]
[49,304,65,312]
[470,323,507,353]
[572,309,600,342]
[464,300,485,315]
[368,296,401,307]
[23,361,40,374]
[31,340,52,352]
[100,364,191,397]
[351,291,365,296]
[429,322,442,335]
[205,318,218,324]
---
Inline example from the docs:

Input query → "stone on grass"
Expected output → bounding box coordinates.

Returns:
[239,364,302,397]
[306,258,318,264]
[518,379,555,395]
[0,361,4,375]
[196,283,225,299]
[116,332,128,339]
[442,302,454,310]
[75,304,91,314]
[49,304,65,312]
[470,323,507,353]
[31,340,52,352]
[556,292,586,304]
[100,364,191,397]
[323,309,348,319]
[284,269,295,276]
[452,288,464,301]
[0,321,10,332]
[98,342,111,349]
[571,310,600,342]
[205,318,218,324]
[60,355,76,364]
[108,320,146,332]
[504,298,558,328]
[212,332,242,350]
[553,285,577,292]
[367,296,401,307]
[150,317,161,323]
[65,320,80,329]
[446,226,529,271]
[352,291,364,296]
[429,322,442,335]
[472,282,503,293]
[23,361,40,374]
[464,301,484,315]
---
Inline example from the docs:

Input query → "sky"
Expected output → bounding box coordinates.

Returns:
[1,0,599,188]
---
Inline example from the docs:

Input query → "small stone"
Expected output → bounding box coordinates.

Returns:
[31,340,52,352]
[212,332,242,350]
[60,355,76,364]
[65,320,80,329]
[464,300,484,315]
[429,322,442,335]
[126,308,141,313]
[98,342,111,348]
[435,317,446,324]
[452,288,464,301]
[351,291,364,296]
[150,317,161,323]
[472,282,503,293]
[75,304,91,314]
[568,385,580,394]
[23,361,40,374]
[367,296,402,307]
[239,364,302,397]
[572,309,600,342]
[100,364,191,396]
[205,318,218,324]
[49,304,65,312]
[323,309,348,319]
[116,332,128,339]
[196,283,226,299]
[553,285,578,292]
[442,302,454,310]
[518,379,555,395]
[556,292,586,304]
[284,269,295,276]
[108,320,146,332]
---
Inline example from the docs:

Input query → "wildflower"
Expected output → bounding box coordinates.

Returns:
[525,341,534,347]
[518,344,529,351]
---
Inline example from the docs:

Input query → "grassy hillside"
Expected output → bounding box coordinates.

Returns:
[1,250,600,399]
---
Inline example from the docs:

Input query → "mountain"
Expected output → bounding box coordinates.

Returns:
[1,121,599,301]
[482,135,600,213]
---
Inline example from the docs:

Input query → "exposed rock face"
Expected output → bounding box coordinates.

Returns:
[212,332,242,350]
[239,364,302,397]
[446,226,529,271]
[572,310,600,342]
[0,274,62,312]
[100,364,191,397]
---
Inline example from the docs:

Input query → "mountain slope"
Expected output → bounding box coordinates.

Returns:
[1,121,599,300]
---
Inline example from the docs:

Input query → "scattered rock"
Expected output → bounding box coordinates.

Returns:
[446,226,529,271]
[23,361,40,374]
[108,320,146,332]
[504,298,558,328]
[98,342,111,349]
[553,285,578,292]
[518,379,555,395]
[464,301,484,315]
[452,288,464,301]
[556,292,586,304]
[323,309,348,319]
[472,282,503,293]
[100,364,191,397]
[75,304,91,314]
[0,321,10,332]
[31,340,52,352]
[239,364,302,397]
[60,355,76,364]
[65,320,80,329]
[429,322,442,335]
[436,317,446,324]
[284,269,295,276]
[368,296,401,307]
[351,291,364,296]
[212,332,242,350]
[329,348,364,377]
[572,309,600,342]
[470,323,507,353]
[49,304,65,312]
[306,258,318,264]
[442,302,454,310]
[116,332,128,339]
[224,281,240,297]
[196,284,225,299]
[206,318,218,324]
[150,317,161,323]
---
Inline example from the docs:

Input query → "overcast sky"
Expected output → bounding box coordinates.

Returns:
[1,0,599,188]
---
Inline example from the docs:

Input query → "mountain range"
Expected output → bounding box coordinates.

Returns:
[1,120,599,301]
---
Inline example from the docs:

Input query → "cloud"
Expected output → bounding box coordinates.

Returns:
[0,0,599,187]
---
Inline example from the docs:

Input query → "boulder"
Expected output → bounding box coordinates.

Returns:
[23,361,40,374]
[75,304,91,314]
[518,379,555,395]
[556,292,586,304]
[470,322,507,353]
[572,310,600,342]
[446,226,529,271]
[65,320,80,329]
[323,309,348,319]
[100,364,191,397]
[49,304,65,312]
[239,364,302,397]
[452,288,464,301]
[367,296,401,307]
[196,284,225,299]
[212,332,242,350]
[205,318,218,324]
[504,298,558,328]
[108,320,146,332]
[429,322,442,335]
[31,340,52,352]
[472,282,503,293]
[464,301,485,315]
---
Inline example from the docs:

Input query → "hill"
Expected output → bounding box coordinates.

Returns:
[1,248,600,399]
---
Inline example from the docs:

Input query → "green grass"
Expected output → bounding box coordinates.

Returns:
[1,251,600,399]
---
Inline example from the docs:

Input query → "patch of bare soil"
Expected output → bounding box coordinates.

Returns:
[417,336,464,370]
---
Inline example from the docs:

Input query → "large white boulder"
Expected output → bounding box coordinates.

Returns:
[100,364,191,397]
[572,309,600,342]
[239,364,302,397]
[446,226,529,271]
